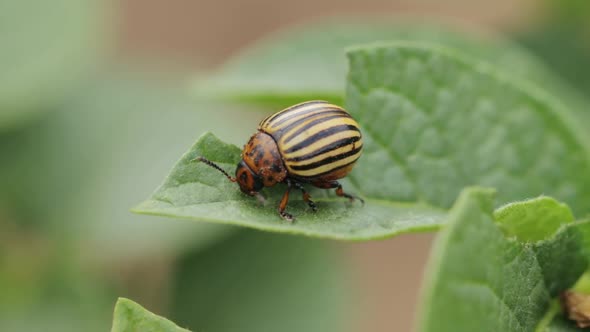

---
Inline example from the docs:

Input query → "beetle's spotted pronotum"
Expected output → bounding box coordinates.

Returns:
[195,100,364,221]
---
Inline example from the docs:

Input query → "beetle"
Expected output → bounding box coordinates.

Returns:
[195,100,364,221]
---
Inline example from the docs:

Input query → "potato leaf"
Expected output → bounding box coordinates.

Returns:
[133,132,446,240]
[418,188,590,332]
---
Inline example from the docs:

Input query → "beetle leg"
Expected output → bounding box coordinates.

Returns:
[278,180,294,222]
[335,184,365,205]
[314,180,365,205]
[293,182,317,212]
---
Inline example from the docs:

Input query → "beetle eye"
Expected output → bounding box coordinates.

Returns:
[236,160,263,194]
[239,170,248,183]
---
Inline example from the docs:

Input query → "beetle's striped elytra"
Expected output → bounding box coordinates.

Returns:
[195,100,363,222]
[260,101,363,180]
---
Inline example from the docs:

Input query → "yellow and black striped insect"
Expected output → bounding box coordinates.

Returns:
[196,100,364,221]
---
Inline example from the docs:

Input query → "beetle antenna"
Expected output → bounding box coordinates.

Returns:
[192,156,237,182]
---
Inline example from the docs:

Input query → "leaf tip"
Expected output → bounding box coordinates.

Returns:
[113,297,132,310]
[456,186,497,211]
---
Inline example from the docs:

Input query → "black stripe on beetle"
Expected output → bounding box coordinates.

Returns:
[286,136,362,162]
[281,110,352,143]
[283,124,360,154]
[290,146,363,171]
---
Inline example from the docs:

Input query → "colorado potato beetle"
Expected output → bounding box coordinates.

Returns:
[196,100,364,221]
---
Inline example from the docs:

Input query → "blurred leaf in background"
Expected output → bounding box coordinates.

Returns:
[517,0,590,96]
[0,0,110,227]
[0,224,114,332]
[38,69,256,260]
[171,229,353,332]
[199,19,556,106]
[0,0,118,330]
[0,0,108,131]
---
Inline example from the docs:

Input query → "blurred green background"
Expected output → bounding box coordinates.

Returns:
[1,0,589,331]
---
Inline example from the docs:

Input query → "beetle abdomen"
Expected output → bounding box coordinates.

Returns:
[258,101,363,180]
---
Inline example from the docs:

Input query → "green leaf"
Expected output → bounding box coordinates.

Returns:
[136,42,590,238]
[0,0,109,130]
[494,197,575,242]
[134,132,445,240]
[200,20,552,105]
[169,229,353,332]
[417,187,590,332]
[346,42,590,216]
[111,298,190,332]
